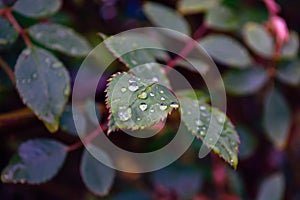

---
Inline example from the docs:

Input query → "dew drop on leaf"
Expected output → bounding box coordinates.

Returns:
[139,103,148,111]
[138,92,148,99]
[160,103,168,111]
[128,82,139,92]
[118,107,132,121]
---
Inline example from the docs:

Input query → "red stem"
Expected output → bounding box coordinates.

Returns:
[67,123,108,152]
[166,23,208,69]
[4,8,32,47]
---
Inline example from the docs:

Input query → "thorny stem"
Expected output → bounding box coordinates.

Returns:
[3,8,32,47]
[67,123,108,152]
[166,23,208,69]
[0,56,15,85]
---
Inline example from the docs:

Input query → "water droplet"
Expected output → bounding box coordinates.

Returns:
[137,117,141,121]
[21,79,26,84]
[170,102,179,109]
[45,57,51,64]
[152,77,158,82]
[121,87,127,93]
[128,79,136,83]
[160,97,165,101]
[200,131,205,136]
[160,90,164,94]
[128,82,139,92]
[52,62,62,69]
[150,93,155,97]
[200,105,206,111]
[118,107,132,121]
[196,119,203,126]
[131,59,137,65]
[71,48,78,55]
[139,103,148,111]
[32,73,37,79]
[159,103,168,111]
[150,109,154,113]
[138,92,147,99]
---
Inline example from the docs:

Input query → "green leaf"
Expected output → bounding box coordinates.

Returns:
[223,67,268,96]
[60,105,87,136]
[28,23,91,57]
[1,139,67,184]
[200,34,252,68]
[280,31,299,59]
[80,145,115,196]
[177,58,209,74]
[0,17,18,50]
[257,173,285,200]
[263,88,291,149]
[205,6,239,31]
[276,60,300,86]
[176,89,209,103]
[143,2,191,35]
[15,47,70,132]
[236,125,257,159]
[13,0,62,19]
[179,96,239,168]
[243,22,274,58]
[103,33,169,68]
[106,72,179,132]
[177,0,220,15]
[151,165,202,198]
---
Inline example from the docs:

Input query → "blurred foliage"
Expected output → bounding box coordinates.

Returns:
[0,0,300,199]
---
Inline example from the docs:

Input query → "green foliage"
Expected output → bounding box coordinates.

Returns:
[80,145,115,196]
[13,0,62,19]
[0,17,18,49]
[1,139,67,184]
[205,6,238,31]
[15,47,70,132]
[200,34,252,68]
[178,92,239,168]
[257,173,285,200]
[177,0,220,14]
[106,72,179,132]
[143,1,191,35]
[223,67,268,95]
[276,61,300,86]
[243,22,274,58]
[263,88,291,149]
[28,23,91,57]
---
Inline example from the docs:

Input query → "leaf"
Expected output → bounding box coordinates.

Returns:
[276,60,300,86]
[13,0,62,19]
[150,165,202,198]
[177,58,209,74]
[28,23,91,57]
[103,33,169,68]
[0,17,18,50]
[179,96,240,168]
[130,63,170,88]
[177,0,220,15]
[263,88,291,149]
[243,22,274,58]
[176,89,209,103]
[223,67,268,96]
[200,34,252,68]
[143,2,191,35]
[80,145,115,196]
[257,173,285,200]
[1,139,67,184]
[15,47,70,132]
[205,6,239,31]
[106,72,179,132]
[281,31,299,59]
[236,125,257,159]
[60,105,87,136]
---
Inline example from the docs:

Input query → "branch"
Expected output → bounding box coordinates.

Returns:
[0,56,15,85]
[166,23,208,69]
[67,123,108,152]
[4,8,32,47]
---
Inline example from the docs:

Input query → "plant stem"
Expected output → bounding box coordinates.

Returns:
[0,108,35,128]
[67,123,108,152]
[166,23,208,69]
[0,56,15,85]
[4,8,32,47]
